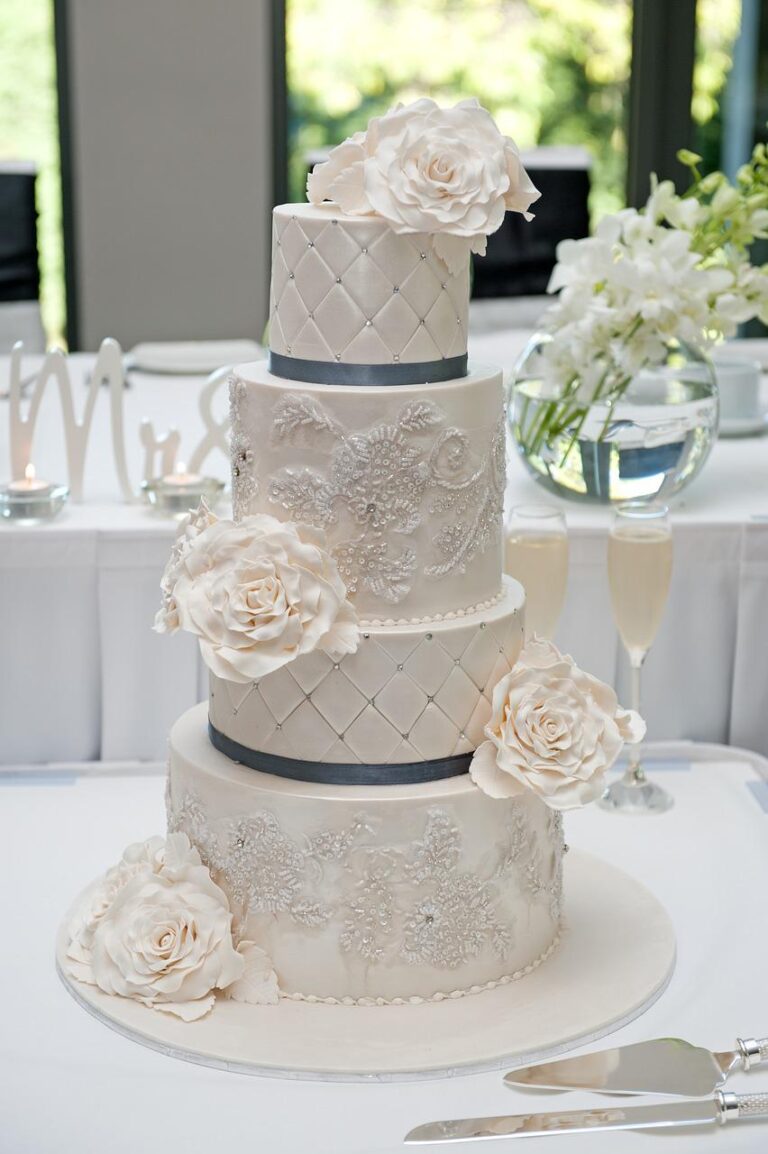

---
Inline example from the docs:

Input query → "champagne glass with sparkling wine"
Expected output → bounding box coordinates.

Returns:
[505,505,568,640]
[601,502,674,813]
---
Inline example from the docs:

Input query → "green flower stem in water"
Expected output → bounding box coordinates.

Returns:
[519,317,641,464]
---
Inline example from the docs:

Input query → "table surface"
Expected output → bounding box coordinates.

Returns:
[3,334,768,765]
[2,330,768,528]
[3,745,768,1154]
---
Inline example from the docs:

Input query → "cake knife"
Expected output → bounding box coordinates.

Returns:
[502,1035,768,1097]
[404,1090,768,1143]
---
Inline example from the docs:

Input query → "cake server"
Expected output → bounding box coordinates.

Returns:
[404,1090,768,1144]
[502,1035,768,1097]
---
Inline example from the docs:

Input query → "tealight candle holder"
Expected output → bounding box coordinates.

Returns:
[141,462,225,518]
[0,464,69,523]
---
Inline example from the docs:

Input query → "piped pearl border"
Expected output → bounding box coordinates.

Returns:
[359,588,506,628]
[280,924,562,1007]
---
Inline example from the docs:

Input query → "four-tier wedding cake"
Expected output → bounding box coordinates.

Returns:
[62,99,642,1023]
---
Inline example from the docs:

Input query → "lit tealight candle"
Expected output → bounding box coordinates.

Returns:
[8,463,52,495]
[161,461,202,487]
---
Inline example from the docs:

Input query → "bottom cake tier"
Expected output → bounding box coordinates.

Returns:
[167,703,565,1004]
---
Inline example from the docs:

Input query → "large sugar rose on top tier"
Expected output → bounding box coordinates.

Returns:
[307,98,540,274]
[155,507,359,683]
[470,638,645,809]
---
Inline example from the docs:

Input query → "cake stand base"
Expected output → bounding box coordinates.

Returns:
[56,850,675,1082]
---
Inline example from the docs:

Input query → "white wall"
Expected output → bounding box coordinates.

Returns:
[64,0,273,350]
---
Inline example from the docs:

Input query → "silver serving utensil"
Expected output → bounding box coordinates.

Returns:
[404,1090,768,1144]
[502,1035,768,1097]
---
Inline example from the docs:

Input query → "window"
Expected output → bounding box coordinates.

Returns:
[286,0,632,223]
[0,0,63,342]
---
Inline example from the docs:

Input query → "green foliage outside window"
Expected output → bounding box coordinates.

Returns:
[0,0,63,343]
[288,0,742,225]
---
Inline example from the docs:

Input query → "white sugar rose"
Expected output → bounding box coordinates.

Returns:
[155,499,219,633]
[64,833,281,1018]
[86,870,243,1020]
[65,870,134,982]
[65,833,211,973]
[64,833,182,976]
[307,98,539,274]
[156,513,358,682]
[470,638,645,809]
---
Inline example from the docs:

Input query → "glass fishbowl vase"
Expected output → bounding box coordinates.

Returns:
[508,334,720,503]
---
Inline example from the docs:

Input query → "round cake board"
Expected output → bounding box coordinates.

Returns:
[56,850,675,1082]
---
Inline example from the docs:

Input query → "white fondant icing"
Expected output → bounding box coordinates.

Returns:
[208,576,524,766]
[230,362,505,621]
[359,588,505,627]
[281,933,562,1006]
[269,204,470,366]
[167,702,563,1003]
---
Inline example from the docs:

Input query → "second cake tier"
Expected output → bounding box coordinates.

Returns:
[209,576,524,780]
[230,360,505,623]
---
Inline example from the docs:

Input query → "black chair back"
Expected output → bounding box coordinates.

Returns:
[0,164,40,303]
[471,150,591,298]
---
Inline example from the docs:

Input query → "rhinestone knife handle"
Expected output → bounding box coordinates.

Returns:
[737,1037,768,1070]
[718,1091,768,1123]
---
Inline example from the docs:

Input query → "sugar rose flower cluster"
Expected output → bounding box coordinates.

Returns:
[64,832,278,1019]
[155,501,359,683]
[470,638,645,809]
[308,97,540,273]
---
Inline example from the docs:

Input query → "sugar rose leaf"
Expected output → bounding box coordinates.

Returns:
[225,941,280,1006]
[150,995,216,1022]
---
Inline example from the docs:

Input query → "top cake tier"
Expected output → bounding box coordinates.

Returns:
[268,204,470,385]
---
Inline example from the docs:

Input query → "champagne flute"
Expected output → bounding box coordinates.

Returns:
[600,501,673,814]
[505,505,569,640]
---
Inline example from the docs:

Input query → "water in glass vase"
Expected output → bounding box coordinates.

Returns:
[607,525,673,663]
[505,534,569,640]
[510,340,719,503]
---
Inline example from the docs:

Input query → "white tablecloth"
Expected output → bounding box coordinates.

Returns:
[3,747,767,1153]
[2,336,768,765]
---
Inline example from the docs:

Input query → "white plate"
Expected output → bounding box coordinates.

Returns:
[57,850,675,1082]
[125,340,263,375]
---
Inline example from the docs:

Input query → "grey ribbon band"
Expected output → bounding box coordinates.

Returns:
[268,350,468,387]
[209,721,471,785]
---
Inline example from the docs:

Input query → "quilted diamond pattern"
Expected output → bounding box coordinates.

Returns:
[209,595,524,766]
[269,206,470,366]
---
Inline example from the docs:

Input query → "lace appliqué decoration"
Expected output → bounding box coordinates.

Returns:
[229,389,504,604]
[168,787,563,972]
[229,376,258,520]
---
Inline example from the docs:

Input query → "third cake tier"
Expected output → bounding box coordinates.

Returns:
[209,576,524,776]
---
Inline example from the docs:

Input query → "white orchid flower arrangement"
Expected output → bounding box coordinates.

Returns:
[516,142,768,463]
